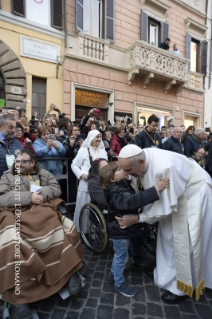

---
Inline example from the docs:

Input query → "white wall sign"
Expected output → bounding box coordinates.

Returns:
[20,35,60,64]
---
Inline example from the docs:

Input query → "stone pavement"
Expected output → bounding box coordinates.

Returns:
[1,243,212,319]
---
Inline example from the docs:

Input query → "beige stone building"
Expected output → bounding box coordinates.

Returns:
[0,0,65,119]
[64,0,210,128]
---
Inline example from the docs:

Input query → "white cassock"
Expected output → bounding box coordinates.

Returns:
[139,148,212,300]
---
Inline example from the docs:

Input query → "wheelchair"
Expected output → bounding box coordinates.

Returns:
[79,202,108,253]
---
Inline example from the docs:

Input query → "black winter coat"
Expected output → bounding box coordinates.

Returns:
[135,127,162,149]
[184,135,203,158]
[88,167,108,209]
[104,180,159,239]
[162,136,184,154]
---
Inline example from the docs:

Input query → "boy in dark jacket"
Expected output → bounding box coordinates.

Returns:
[99,162,169,297]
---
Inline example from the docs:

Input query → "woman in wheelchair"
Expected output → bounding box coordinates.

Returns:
[88,158,108,210]
[99,162,169,297]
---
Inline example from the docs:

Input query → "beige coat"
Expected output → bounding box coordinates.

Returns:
[0,166,61,208]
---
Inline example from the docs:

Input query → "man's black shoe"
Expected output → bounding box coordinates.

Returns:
[143,240,156,255]
[162,290,189,304]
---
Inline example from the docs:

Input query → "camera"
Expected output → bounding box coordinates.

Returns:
[205,127,211,132]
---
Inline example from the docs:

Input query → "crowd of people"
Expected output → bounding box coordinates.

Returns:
[0,104,212,318]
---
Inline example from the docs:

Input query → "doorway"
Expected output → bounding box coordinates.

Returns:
[32,77,46,118]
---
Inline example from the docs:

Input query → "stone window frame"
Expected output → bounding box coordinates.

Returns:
[133,101,174,124]
[71,83,115,122]
[141,0,171,21]
[185,18,208,41]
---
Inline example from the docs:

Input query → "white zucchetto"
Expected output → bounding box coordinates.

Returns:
[118,145,143,158]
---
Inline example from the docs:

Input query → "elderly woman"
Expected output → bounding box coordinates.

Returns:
[33,126,66,176]
[110,127,127,156]
[71,130,107,232]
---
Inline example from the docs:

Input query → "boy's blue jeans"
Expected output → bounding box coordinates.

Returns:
[111,238,129,287]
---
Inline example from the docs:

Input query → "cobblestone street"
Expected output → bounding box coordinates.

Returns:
[2,243,211,319]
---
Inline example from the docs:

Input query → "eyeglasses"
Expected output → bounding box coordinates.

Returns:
[33,131,38,134]
[15,129,23,132]
[15,160,32,164]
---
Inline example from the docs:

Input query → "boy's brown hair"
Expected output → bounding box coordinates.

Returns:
[99,161,119,189]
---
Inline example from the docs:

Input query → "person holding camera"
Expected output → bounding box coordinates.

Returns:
[110,127,128,157]
[33,126,66,176]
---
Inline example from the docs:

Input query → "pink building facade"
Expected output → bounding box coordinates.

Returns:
[64,0,208,128]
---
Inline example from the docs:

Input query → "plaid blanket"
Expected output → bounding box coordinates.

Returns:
[0,198,84,305]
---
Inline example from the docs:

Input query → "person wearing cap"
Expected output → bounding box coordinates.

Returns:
[71,130,108,232]
[116,144,212,304]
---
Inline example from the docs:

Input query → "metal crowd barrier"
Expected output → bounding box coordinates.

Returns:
[37,157,77,207]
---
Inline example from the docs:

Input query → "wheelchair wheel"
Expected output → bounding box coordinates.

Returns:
[79,203,108,253]
[78,259,89,277]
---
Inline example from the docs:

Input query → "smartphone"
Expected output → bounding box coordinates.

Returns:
[105,147,110,151]
[94,109,100,113]
[49,134,56,140]
[129,128,134,134]
[116,213,123,218]
[107,120,111,125]
[99,117,104,121]
[76,134,85,143]
[54,128,59,133]
[46,114,53,118]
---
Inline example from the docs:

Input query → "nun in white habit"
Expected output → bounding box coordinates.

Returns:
[71,130,108,232]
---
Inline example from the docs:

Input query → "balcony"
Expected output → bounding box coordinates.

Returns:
[126,41,189,94]
[66,32,204,94]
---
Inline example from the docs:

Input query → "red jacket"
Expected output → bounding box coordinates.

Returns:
[110,134,127,156]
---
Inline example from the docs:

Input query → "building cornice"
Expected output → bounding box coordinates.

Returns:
[0,10,65,40]
[172,0,206,19]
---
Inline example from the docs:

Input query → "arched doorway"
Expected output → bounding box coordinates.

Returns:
[0,40,26,109]
[0,70,5,106]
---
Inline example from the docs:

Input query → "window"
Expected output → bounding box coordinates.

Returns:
[75,0,115,42]
[186,33,208,75]
[141,11,169,46]
[11,0,25,17]
[148,19,159,46]
[11,0,64,30]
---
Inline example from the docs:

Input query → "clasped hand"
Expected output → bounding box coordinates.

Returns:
[31,191,44,205]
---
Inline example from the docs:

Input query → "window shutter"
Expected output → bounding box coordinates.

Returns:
[103,0,115,43]
[186,32,191,70]
[160,22,169,43]
[200,41,208,75]
[51,0,64,29]
[11,0,25,17]
[140,10,148,42]
[75,0,83,31]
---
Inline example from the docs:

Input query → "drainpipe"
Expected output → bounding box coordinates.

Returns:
[64,0,67,48]
[209,0,212,89]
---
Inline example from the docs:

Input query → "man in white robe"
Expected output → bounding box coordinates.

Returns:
[117,145,212,304]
